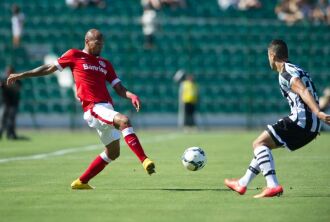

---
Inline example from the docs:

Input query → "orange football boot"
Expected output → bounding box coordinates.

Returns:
[253,186,283,198]
[224,178,247,195]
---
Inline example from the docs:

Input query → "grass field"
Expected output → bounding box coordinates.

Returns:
[0,129,329,222]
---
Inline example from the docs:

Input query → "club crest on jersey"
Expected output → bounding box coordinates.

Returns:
[99,60,106,68]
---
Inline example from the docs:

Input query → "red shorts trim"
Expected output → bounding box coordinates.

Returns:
[90,108,113,125]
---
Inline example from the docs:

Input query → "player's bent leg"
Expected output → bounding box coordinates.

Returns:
[71,142,119,190]
[252,131,279,150]
[224,157,260,195]
[252,131,283,197]
[113,113,156,175]
[224,140,265,195]
[113,113,148,162]
[238,157,260,186]
[225,130,279,196]
[71,151,110,190]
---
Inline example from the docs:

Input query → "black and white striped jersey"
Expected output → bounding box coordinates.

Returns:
[278,62,321,133]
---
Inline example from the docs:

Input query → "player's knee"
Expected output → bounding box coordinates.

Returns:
[117,115,130,130]
[252,139,261,149]
[108,151,120,160]
[253,139,269,149]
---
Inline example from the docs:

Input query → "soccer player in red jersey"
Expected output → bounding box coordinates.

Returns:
[7,29,156,189]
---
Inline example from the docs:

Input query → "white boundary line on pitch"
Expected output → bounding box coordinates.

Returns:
[0,133,180,164]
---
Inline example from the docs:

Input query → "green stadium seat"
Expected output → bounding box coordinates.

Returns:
[0,0,329,115]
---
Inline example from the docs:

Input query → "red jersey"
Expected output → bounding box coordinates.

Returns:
[54,49,121,111]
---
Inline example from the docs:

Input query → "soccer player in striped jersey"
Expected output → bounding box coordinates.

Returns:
[7,29,155,189]
[225,39,330,198]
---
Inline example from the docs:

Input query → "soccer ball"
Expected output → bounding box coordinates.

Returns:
[181,147,207,171]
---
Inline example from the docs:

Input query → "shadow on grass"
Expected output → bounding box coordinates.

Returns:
[108,188,260,192]
[292,194,330,198]
[161,188,261,192]
[162,188,228,192]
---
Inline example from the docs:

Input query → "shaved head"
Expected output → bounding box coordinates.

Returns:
[84,29,104,56]
[85,29,103,41]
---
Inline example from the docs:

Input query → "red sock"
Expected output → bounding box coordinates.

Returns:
[124,133,147,162]
[79,155,108,183]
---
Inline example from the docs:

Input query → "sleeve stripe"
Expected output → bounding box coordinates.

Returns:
[111,78,121,87]
[281,72,292,82]
[54,60,63,72]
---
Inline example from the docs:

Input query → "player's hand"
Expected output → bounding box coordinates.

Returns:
[317,111,330,125]
[7,73,21,85]
[130,95,141,112]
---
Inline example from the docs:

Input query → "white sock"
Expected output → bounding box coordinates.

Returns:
[238,157,260,187]
[100,151,112,163]
[254,146,279,188]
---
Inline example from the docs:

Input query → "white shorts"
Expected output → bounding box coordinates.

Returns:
[83,103,121,145]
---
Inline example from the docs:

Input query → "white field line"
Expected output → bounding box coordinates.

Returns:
[0,133,180,164]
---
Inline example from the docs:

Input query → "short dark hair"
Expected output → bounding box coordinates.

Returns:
[268,39,288,60]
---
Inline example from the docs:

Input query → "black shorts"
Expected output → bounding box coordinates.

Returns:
[266,117,318,151]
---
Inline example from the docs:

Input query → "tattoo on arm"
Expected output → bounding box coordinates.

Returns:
[23,64,57,77]
[114,83,128,98]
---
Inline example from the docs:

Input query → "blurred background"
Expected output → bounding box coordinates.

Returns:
[0,0,329,129]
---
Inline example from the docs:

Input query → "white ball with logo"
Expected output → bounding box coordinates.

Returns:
[181,147,207,171]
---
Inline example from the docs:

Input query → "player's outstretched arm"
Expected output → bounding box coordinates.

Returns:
[319,89,330,110]
[113,82,141,112]
[7,64,58,86]
[317,111,330,125]
[291,77,330,125]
